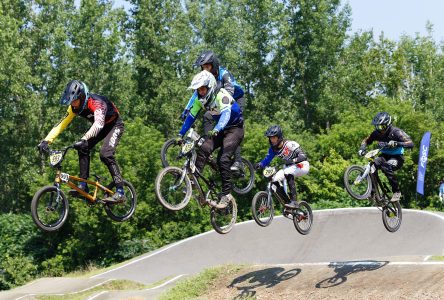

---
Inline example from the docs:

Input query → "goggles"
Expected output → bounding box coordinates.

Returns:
[375,124,388,131]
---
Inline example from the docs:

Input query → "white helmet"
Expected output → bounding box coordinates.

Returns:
[188,70,217,106]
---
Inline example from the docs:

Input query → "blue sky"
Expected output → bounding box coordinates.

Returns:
[347,0,444,42]
[112,0,444,42]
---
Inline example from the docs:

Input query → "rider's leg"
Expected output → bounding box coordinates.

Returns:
[230,145,244,171]
[283,162,309,208]
[218,126,244,208]
[374,155,403,201]
[203,111,214,136]
[99,119,125,201]
[231,97,245,171]
[195,135,219,174]
[72,135,102,196]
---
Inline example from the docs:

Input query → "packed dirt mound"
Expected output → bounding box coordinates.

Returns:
[204,262,444,300]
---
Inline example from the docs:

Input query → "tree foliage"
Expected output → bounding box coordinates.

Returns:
[1,0,444,289]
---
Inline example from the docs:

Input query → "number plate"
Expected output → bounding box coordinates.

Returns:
[182,142,194,154]
[49,151,63,166]
[60,173,69,183]
[263,167,276,178]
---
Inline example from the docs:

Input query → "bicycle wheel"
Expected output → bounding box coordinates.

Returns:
[232,158,255,195]
[31,186,69,232]
[344,165,372,200]
[293,201,313,235]
[210,196,237,234]
[160,138,186,168]
[251,191,274,227]
[155,166,192,211]
[104,180,137,222]
[382,201,402,232]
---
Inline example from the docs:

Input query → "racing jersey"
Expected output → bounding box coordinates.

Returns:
[44,93,119,143]
[259,140,308,167]
[184,66,244,111]
[361,126,413,156]
[179,88,243,136]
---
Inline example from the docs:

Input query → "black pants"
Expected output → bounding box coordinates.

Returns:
[203,96,245,163]
[195,126,244,195]
[374,154,404,193]
[78,118,125,188]
[285,174,297,202]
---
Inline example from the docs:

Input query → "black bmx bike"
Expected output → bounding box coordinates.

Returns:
[343,148,402,232]
[32,145,137,232]
[160,131,255,195]
[251,165,313,235]
[155,128,237,234]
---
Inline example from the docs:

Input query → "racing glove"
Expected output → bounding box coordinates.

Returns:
[37,140,49,154]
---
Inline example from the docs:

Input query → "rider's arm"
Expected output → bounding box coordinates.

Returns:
[360,131,380,149]
[260,147,276,167]
[44,106,76,143]
[81,99,107,140]
[179,100,202,136]
[184,91,198,111]
[293,148,307,164]
[220,70,235,97]
[394,129,414,149]
[213,93,234,132]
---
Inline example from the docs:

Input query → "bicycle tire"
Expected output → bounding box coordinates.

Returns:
[382,201,402,232]
[31,185,69,232]
[293,201,313,235]
[251,191,274,227]
[232,158,255,195]
[104,180,137,222]
[210,196,237,234]
[161,138,185,168]
[344,165,372,200]
[155,166,192,211]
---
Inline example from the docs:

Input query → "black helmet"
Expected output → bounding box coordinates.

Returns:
[265,125,284,148]
[193,50,220,77]
[371,111,392,132]
[60,80,89,113]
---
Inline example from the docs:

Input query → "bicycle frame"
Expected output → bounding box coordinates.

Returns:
[263,166,293,208]
[359,148,392,207]
[174,129,218,206]
[49,146,114,204]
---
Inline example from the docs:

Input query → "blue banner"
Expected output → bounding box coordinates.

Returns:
[417,132,431,195]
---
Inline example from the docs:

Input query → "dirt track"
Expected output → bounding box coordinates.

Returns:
[204,262,444,300]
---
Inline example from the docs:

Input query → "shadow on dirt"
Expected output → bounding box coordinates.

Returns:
[228,267,301,299]
[316,260,389,288]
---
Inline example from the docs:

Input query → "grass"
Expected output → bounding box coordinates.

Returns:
[429,256,444,261]
[158,264,245,300]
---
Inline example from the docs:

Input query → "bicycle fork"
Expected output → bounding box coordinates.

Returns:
[354,163,372,185]
[48,182,63,211]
